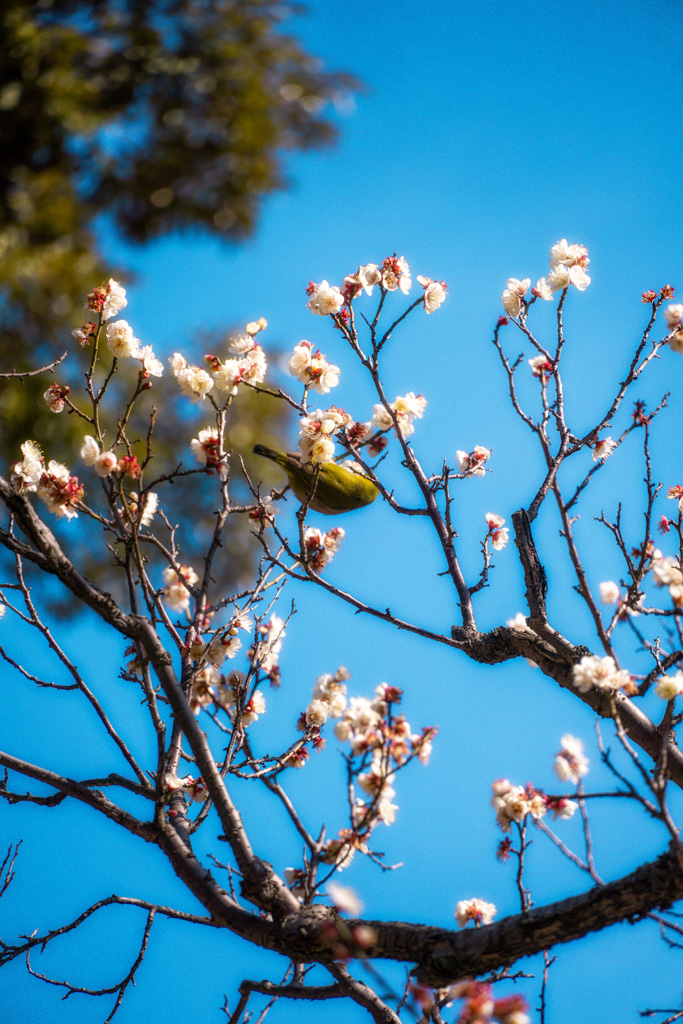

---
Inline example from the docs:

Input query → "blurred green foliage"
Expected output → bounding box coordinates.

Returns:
[0,0,354,597]
[0,0,355,351]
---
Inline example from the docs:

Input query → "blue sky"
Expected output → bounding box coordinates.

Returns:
[2,0,683,1021]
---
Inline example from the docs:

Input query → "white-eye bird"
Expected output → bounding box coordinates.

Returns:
[253,445,379,515]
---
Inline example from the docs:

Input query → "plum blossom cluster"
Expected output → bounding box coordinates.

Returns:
[370,392,427,439]
[80,436,118,478]
[37,462,84,521]
[491,778,577,833]
[106,320,140,359]
[308,256,446,317]
[302,526,345,572]
[11,441,83,520]
[300,666,350,732]
[209,326,268,395]
[11,441,44,494]
[251,613,286,686]
[288,341,340,395]
[298,406,352,464]
[161,564,199,615]
[164,772,208,804]
[340,256,411,302]
[199,620,250,668]
[318,683,436,869]
[571,654,631,693]
[456,445,491,477]
[168,353,214,403]
[485,513,509,550]
[501,278,536,318]
[85,278,127,321]
[448,983,530,1024]
[306,279,345,316]
[650,548,683,613]
[658,487,683,548]
[90,315,164,377]
[500,239,590,317]
[188,666,267,725]
[190,428,225,471]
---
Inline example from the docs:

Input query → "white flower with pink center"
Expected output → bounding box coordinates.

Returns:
[416,275,447,313]
[592,437,616,462]
[106,320,140,359]
[572,654,630,693]
[554,734,589,784]
[306,280,344,316]
[485,513,509,550]
[455,898,497,928]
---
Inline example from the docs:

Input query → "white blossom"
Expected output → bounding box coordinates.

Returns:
[529,354,552,377]
[178,365,214,403]
[214,359,242,395]
[485,512,509,550]
[548,240,589,269]
[242,689,266,726]
[501,277,531,317]
[655,671,683,701]
[245,317,267,336]
[599,581,620,605]
[241,345,267,384]
[106,320,140,359]
[80,439,116,479]
[80,436,101,466]
[357,263,382,295]
[101,279,127,320]
[11,441,43,493]
[128,490,158,527]
[416,275,447,313]
[307,280,344,316]
[572,654,630,693]
[551,799,578,821]
[95,451,117,477]
[327,882,364,916]
[190,428,221,466]
[161,564,198,614]
[456,445,490,477]
[533,277,553,300]
[305,698,330,728]
[651,555,683,588]
[36,460,83,520]
[554,734,589,784]
[288,342,340,394]
[43,386,66,412]
[230,334,255,355]
[455,898,497,928]
[381,256,411,294]
[491,782,532,831]
[592,437,616,462]
[664,304,683,328]
[136,345,164,377]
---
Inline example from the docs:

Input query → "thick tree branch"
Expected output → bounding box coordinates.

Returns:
[351,844,683,986]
